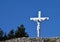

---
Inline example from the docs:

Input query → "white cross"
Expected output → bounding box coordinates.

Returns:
[30,11,49,38]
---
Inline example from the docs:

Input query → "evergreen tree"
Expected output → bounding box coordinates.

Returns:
[0,28,4,41]
[0,25,29,40]
[8,29,15,39]
[3,33,7,40]
[15,25,29,38]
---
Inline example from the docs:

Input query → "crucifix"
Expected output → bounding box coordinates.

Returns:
[30,11,49,38]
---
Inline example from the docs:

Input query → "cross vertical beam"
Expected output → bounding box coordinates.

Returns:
[37,21,40,37]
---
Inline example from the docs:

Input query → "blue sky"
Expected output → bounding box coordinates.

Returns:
[0,0,60,38]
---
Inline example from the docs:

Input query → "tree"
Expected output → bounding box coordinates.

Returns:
[3,33,7,41]
[15,25,29,38]
[0,28,4,41]
[8,29,15,39]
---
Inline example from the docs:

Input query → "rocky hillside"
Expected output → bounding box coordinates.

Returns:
[0,37,60,42]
